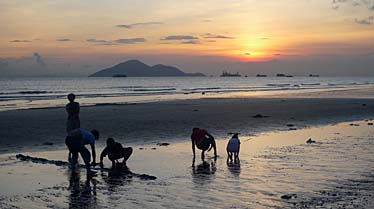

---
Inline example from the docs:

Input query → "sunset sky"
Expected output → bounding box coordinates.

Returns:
[0,0,374,76]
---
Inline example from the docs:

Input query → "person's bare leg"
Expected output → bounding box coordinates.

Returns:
[228,152,233,163]
[234,152,240,163]
[122,147,133,167]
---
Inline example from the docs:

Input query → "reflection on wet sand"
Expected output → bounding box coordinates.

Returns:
[227,160,241,177]
[192,158,217,185]
[101,167,133,192]
[68,170,97,209]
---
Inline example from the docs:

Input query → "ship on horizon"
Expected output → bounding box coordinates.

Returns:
[220,71,241,77]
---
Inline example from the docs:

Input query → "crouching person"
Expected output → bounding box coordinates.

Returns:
[100,138,133,169]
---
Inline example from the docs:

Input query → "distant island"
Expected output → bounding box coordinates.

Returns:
[90,60,205,77]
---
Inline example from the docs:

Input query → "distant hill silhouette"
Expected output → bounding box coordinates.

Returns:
[90,60,205,77]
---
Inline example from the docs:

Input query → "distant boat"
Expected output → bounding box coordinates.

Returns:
[276,73,286,77]
[112,74,127,77]
[256,74,267,77]
[220,71,241,77]
[309,74,320,77]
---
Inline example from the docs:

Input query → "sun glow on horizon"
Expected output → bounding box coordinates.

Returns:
[0,0,373,75]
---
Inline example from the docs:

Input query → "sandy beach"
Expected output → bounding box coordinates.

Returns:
[1,95,374,154]
[1,88,374,208]
[1,120,373,208]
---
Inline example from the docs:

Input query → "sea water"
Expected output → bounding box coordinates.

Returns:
[0,76,374,111]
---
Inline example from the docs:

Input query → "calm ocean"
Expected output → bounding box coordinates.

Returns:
[1,76,374,111]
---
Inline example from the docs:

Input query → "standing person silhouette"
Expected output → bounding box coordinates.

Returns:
[66,93,80,133]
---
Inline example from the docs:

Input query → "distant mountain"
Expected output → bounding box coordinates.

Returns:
[90,60,205,77]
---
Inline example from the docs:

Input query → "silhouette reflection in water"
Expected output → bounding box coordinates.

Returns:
[192,158,216,185]
[227,160,241,177]
[101,167,133,192]
[68,170,97,209]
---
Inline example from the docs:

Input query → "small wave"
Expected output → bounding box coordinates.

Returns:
[108,85,174,90]
[18,91,52,94]
[267,84,290,87]
[183,87,221,91]
[133,88,177,92]
[0,90,54,95]
[301,83,320,86]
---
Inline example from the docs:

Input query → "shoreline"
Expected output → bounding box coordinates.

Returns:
[1,96,374,154]
[1,83,374,112]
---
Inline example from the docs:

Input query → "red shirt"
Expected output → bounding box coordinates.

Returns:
[191,129,207,145]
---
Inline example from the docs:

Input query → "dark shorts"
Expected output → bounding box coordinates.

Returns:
[65,136,90,165]
[196,138,211,151]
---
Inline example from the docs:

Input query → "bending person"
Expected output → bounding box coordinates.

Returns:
[226,133,240,163]
[191,128,217,161]
[100,138,133,169]
[65,128,99,175]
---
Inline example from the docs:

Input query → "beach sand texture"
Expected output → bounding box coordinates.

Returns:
[1,97,374,153]
[1,88,374,208]
[0,120,373,208]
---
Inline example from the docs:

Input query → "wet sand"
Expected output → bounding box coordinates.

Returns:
[0,120,373,208]
[1,88,374,208]
[1,97,374,153]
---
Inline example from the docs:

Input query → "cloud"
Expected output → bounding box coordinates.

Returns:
[116,22,162,29]
[10,40,32,43]
[332,0,374,10]
[33,52,46,68]
[355,18,371,24]
[56,38,72,42]
[86,38,145,45]
[86,38,108,43]
[114,38,146,44]
[355,16,374,25]
[181,40,199,44]
[161,35,198,41]
[204,33,234,39]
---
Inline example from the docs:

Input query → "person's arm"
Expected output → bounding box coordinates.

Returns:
[207,133,217,157]
[90,143,96,165]
[191,137,196,158]
[100,147,108,166]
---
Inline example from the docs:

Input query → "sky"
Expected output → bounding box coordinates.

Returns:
[0,0,374,76]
